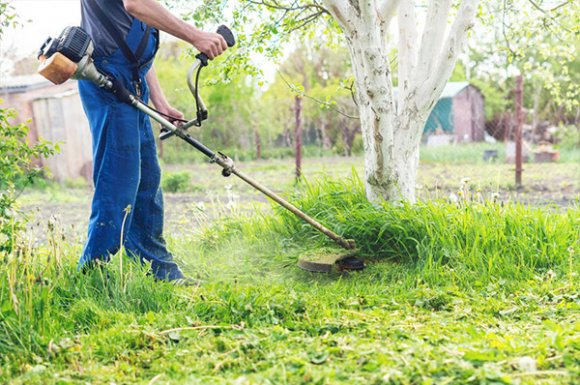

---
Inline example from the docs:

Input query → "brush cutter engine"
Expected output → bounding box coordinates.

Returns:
[38,26,112,89]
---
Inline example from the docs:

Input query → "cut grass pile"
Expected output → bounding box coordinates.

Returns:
[1,176,578,384]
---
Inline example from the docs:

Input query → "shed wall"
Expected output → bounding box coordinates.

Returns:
[452,87,485,142]
[32,91,93,182]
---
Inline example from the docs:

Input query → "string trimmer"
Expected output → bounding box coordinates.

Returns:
[37,25,364,272]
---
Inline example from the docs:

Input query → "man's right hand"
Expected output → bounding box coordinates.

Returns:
[191,31,228,60]
[123,0,229,60]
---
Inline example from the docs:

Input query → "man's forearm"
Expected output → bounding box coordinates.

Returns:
[123,0,227,59]
[123,0,199,45]
[145,67,168,110]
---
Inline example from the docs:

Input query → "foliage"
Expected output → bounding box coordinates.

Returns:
[0,0,18,39]
[155,41,361,160]
[468,0,580,122]
[1,176,579,384]
[554,125,580,151]
[0,104,55,252]
[161,170,191,193]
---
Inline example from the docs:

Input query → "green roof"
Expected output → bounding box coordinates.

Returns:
[439,81,470,98]
[393,81,471,100]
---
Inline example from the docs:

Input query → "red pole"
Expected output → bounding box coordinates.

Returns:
[515,75,523,188]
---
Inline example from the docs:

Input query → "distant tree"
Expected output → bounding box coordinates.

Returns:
[464,0,579,125]
[11,56,38,76]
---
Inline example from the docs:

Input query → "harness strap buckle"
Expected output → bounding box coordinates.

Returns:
[134,79,143,98]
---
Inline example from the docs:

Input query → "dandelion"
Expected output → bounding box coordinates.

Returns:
[516,356,537,373]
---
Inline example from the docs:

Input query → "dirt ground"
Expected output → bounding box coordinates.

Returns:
[20,156,580,246]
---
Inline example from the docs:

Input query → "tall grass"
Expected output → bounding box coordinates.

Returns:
[1,174,578,382]
[272,173,579,282]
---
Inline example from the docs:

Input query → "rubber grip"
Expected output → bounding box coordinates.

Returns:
[217,25,236,47]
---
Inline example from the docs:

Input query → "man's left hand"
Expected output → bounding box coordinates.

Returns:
[158,104,185,125]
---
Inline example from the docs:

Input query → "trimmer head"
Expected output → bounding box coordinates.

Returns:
[297,249,365,273]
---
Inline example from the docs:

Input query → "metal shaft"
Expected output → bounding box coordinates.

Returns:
[231,169,356,250]
[133,98,356,251]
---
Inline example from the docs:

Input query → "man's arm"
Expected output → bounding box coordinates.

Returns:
[145,66,184,123]
[123,0,227,59]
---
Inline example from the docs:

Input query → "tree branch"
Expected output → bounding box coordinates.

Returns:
[378,0,400,27]
[502,0,518,58]
[322,0,358,33]
[286,10,327,33]
[415,0,452,87]
[278,71,360,120]
[247,0,329,13]
[527,0,573,32]
[418,0,479,110]
[397,0,418,113]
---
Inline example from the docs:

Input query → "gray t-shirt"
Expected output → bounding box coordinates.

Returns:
[81,0,133,58]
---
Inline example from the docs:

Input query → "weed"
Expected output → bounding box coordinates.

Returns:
[162,171,192,193]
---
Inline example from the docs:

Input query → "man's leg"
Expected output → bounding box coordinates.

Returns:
[78,81,141,269]
[124,116,184,281]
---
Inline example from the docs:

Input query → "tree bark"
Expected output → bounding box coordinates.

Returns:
[343,16,400,202]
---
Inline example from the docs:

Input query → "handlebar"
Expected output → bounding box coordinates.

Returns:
[159,25,236,141]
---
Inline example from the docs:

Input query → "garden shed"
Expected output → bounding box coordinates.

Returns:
[423,81,485,143]
[0,75,93,182]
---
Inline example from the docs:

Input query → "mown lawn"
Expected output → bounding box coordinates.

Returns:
[2,174,579,385]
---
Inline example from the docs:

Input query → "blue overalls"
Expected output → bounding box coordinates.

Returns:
[77,17,184,281]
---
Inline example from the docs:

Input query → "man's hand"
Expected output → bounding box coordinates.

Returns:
[191,31,228,60]
[157,104,184,125]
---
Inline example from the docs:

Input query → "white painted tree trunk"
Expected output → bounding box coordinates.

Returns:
[323,0,479,203]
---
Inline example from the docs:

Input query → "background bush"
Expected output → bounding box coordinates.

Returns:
[0,104,55,252]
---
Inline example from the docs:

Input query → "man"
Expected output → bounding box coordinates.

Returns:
[77,0,227,282]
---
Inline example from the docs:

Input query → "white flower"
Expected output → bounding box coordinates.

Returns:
[516,356,537,373]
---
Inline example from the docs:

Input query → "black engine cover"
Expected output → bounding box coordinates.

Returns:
[57,26,92,63]
[39,26,92,63]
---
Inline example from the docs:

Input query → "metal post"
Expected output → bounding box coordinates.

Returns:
[515,75,524,188]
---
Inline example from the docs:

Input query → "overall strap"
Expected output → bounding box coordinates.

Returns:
[88,0,152,83]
